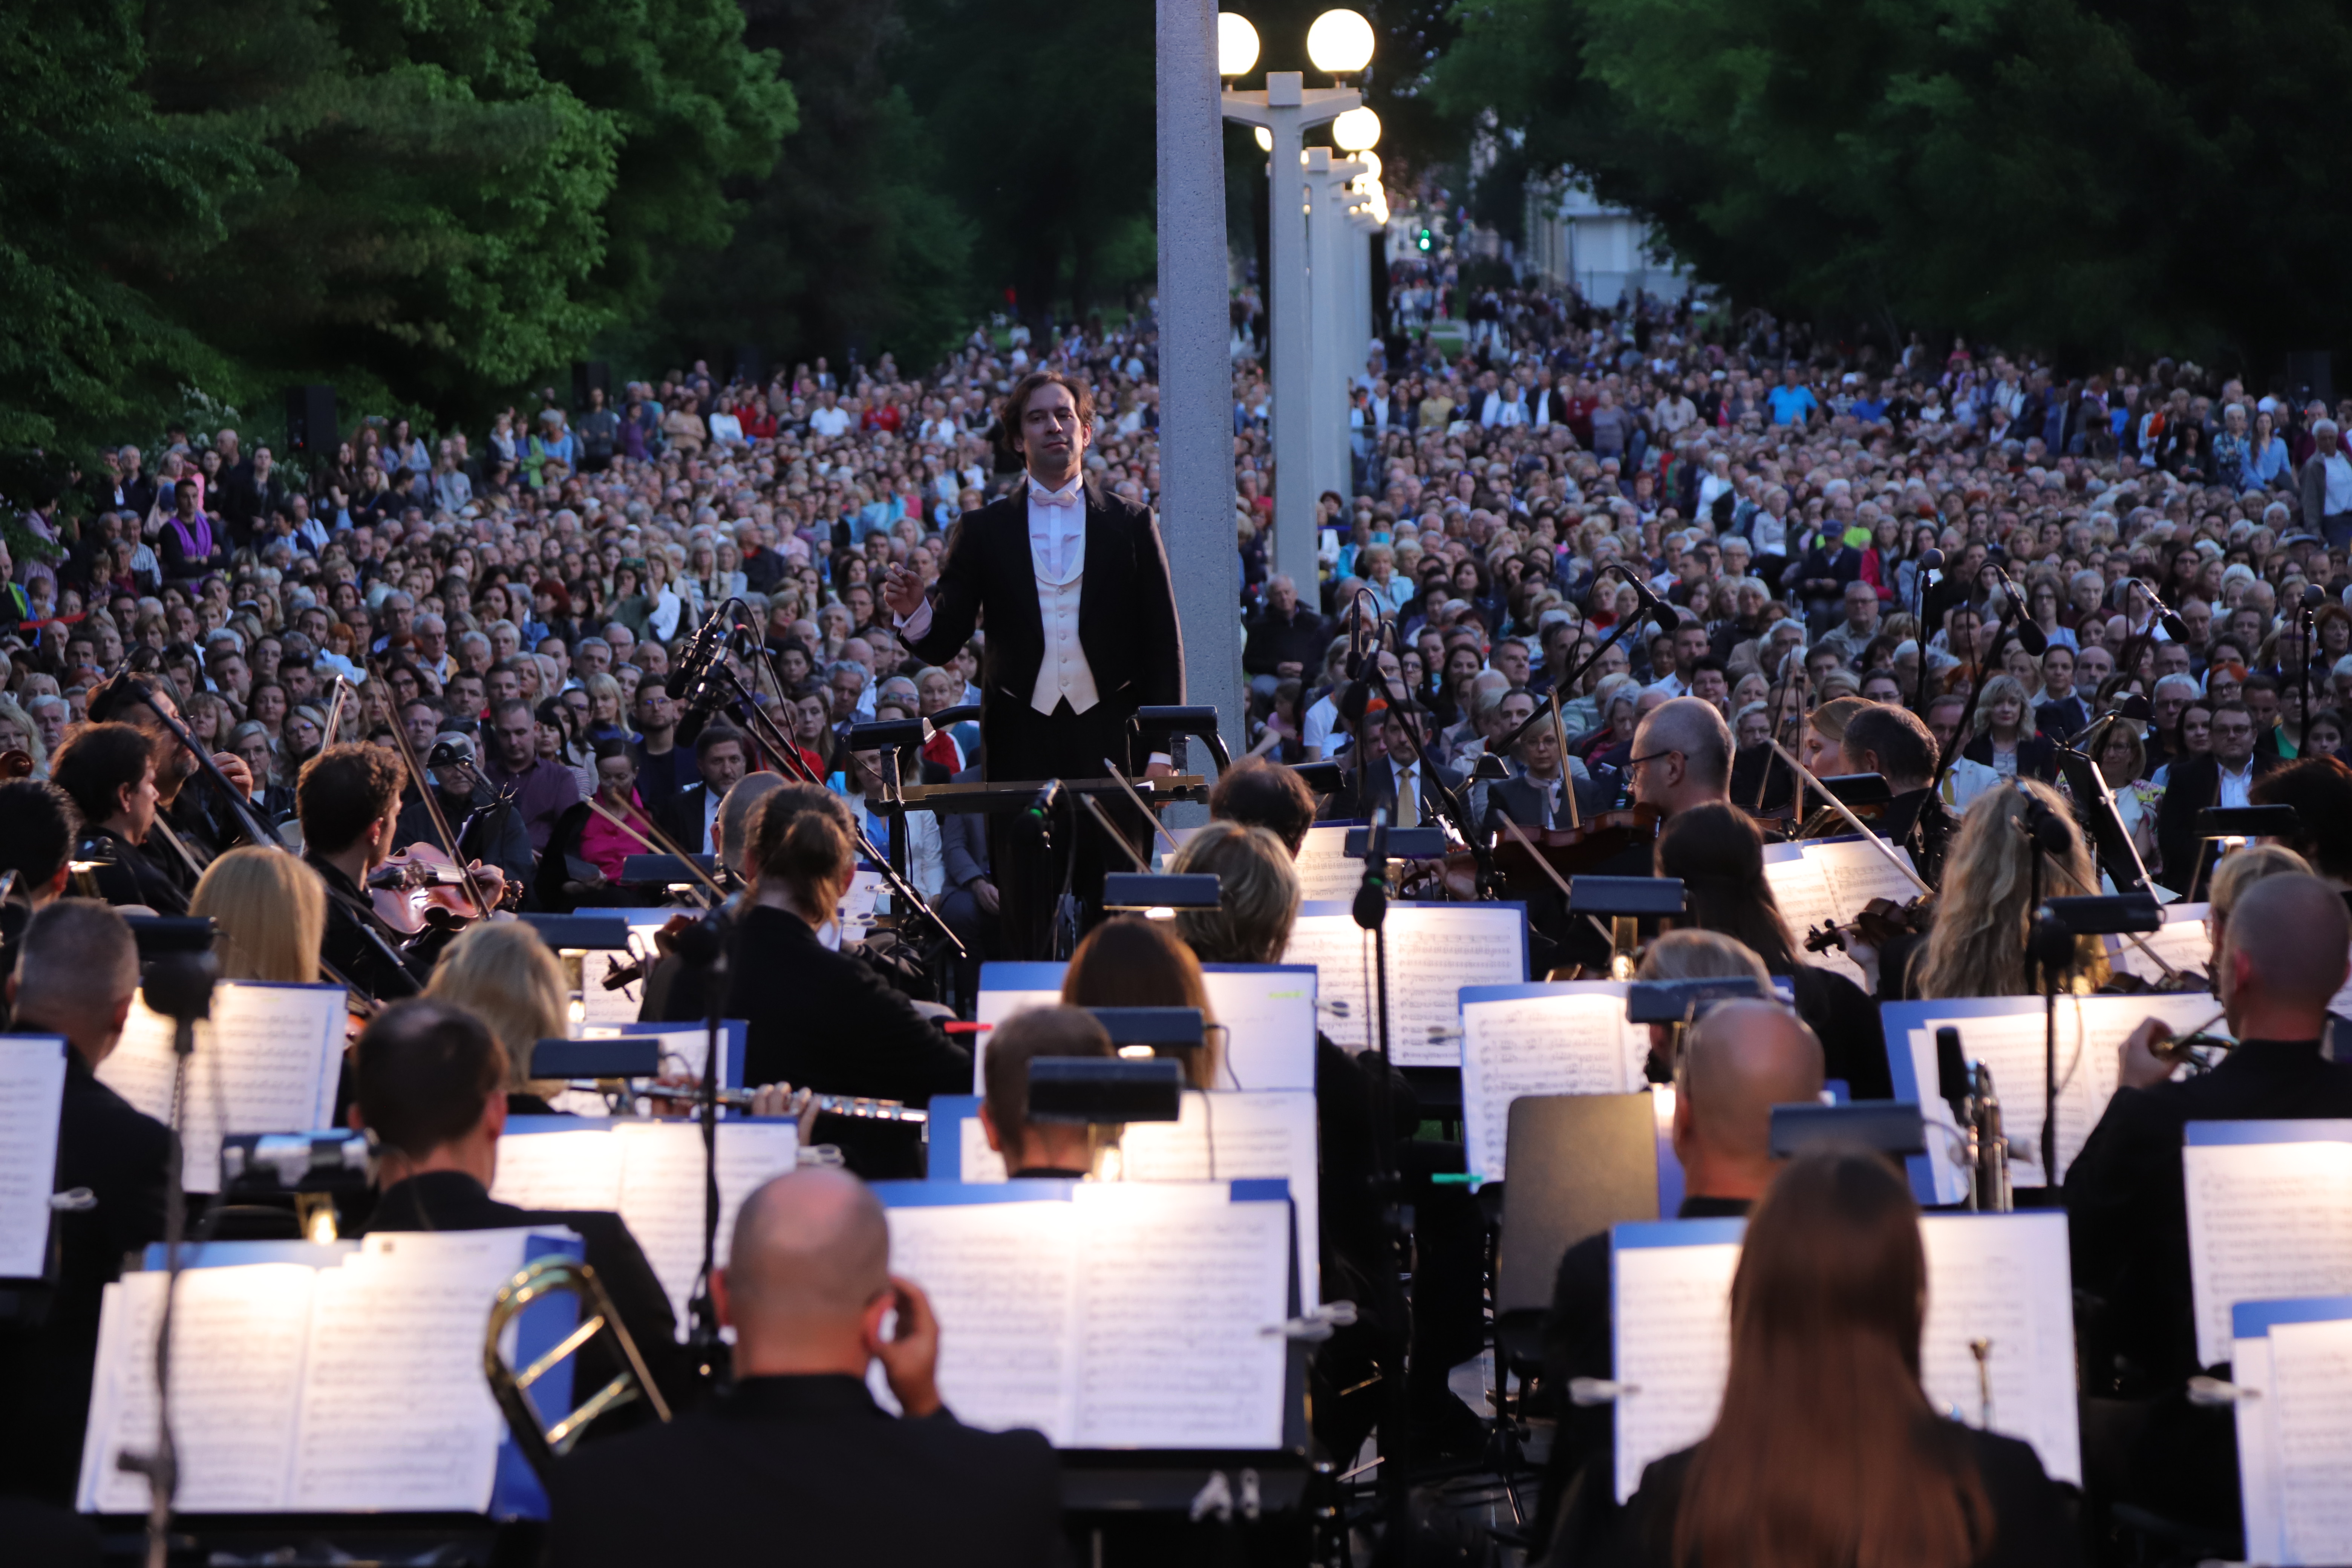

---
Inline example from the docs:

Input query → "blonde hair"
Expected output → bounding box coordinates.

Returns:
[1916,779,2107,999]
[1970,674,2032,741]
[1170,821,1302,965]
[1637,929,1774,987]
[2207,842,2313,960]
[426,922,569,1089]
[190,847,324,983]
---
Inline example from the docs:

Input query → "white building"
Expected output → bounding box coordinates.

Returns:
[1521,176,1691,307]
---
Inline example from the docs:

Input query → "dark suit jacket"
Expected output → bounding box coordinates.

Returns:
[361,1170,696,1418]
[940,766,991,890]
[2034,694,2093,743]
[546,1374,1063,1568]
[1318,754,1466,825]
[1484,772,1607,836]
[76,824,188,915]
[2151,751,2281,890]
[2063,1038,2352,1386]
[1602,1425,2082,1568]
[659,781,718,853]
[1961,732,2058,784]
[902,481,1184,773]
[0,1043,171,1505]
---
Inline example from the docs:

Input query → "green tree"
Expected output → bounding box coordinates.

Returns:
[641,0,974,374]
[1434,0,2352,363]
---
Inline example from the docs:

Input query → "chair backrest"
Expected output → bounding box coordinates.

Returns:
[1494,1092,1660,1318]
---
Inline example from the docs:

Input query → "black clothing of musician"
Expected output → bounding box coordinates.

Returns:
[1879,785,1955,890]
[888,372,1184,959]
[76,822,187,914]
[724,904,970,1177]
[0,1042,171,1506]
[546,1373,1065,1568]
[1536,1195,1752,1552]
[361,1169,697,1419]
[1603,1425,2081,1568]
[307,851,425,1003]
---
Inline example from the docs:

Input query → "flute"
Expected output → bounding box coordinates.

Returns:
[560,1081,927,1124]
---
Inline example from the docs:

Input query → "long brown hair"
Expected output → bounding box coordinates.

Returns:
[1672,1150,1992,1568]
[1915,779,2105,999]
[1657,803,1800,973]
[1061,916,1220,1088]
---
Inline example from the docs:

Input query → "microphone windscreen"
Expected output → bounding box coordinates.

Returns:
[1334,679,1374,726]
[2159,613,2190,642]
[1919,548,1946,570]
[1650,603,1683,635]
[2013,617,2049,657]
[2115,694,2152,721]
[2305,584,2329,611]
[664,667,696,700]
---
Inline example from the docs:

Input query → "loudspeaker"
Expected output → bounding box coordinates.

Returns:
[2285,351,2337,408]
[284,384,338,456]
[572,360,612,409]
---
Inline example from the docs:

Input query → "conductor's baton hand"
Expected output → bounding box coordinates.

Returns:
[880,564,926,621]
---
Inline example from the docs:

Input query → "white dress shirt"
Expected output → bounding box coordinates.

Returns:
[2216,755,2256,810]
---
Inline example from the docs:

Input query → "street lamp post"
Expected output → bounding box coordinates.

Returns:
[1218,12,1366,593]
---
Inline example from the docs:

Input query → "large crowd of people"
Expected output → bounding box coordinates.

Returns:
[8,275,2352,1565]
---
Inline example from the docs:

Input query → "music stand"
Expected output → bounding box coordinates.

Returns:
[1491,1093,1659,1383]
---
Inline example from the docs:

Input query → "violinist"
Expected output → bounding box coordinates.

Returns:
[1628,696,1735,819]
[0,779,76,1025]
[1838,702,1955,888]
[1911,781,2103,1001]
[298,744,433,1002]
[1482,697,1607,835]
[1656,804,1891,1098]
[51,721,185,914]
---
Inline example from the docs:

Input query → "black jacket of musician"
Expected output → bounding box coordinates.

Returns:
[900,481,1185,770]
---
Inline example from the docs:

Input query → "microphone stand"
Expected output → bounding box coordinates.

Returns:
[668,911,730,1383]
[1349,808,1414,1543]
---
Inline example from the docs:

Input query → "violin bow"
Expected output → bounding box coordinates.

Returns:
[366,654,495,922]
[1495,812,1616,948]
[1766,738,1934,898]
[580,793,726,907]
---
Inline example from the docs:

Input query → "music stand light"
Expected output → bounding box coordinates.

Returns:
[1103,872,1221,921]
[1027,1057,1185,1125]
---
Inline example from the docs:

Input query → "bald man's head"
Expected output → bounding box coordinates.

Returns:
[1679,1000,1825,1182]
[726,1168,891,1332]
[1632,696,1733,813]
[2220,873,2352,1028]
[714,771,787,874]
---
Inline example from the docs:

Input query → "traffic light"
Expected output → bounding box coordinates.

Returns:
[1415,225,1433,253]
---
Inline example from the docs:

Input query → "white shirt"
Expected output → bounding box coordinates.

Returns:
[2324,452,2352,516]
[2217,755,2256,810]
[807,405,851,438]
[1021,476,1099,715]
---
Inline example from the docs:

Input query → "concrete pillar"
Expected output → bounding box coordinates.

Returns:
[1157,0,1244,780]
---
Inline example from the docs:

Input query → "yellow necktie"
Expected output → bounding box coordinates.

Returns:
[1397,767,1419,829]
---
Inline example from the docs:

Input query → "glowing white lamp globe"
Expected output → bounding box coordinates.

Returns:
[1217,14,1260,78]
[1332,106,1383,152]
[1306,9,1375,76]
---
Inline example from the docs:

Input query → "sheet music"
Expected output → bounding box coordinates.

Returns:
[1613,1237,1740,1502]
[614,1120,804,1329]
[1459,989,1644,1184]
[2108,903,2213,986]
[1917,1214,2083,1487]
[1902,992,2226,1192]
[960,1117,1011,1183]
[96,983,346,1194]
[2272,1317,2352,1563]
[579,945,649,1026]
[1199,968,1318,1092]
[2183,1138,2352,1369]
[839,866,885,943]
[884,1199,1080,1439]
[1107,1092,1320,1308]
[968,988,1061,1093]
[1760,852,1857,984]
[488,1127,628,1213]
[0,1038,68,1277]
[2235,1331,2286,1568]
[288,1232,525,1511]
[1067,1184,1292,1449]
[582,1024,717,1087]
[79,1264,320,1514]
[1284,904,1525,1065]
[1803,838,1925,919]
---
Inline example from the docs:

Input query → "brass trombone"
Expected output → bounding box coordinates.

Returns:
[484,1254,672,1483]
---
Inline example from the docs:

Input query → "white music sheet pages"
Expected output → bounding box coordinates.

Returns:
[1285,906,1526,1066]
[1109,1092,1321,1307]
[1917,1214,2083,1486]
[288,1230,533,1512]
[960,1116,1010,1183]
[2234,1330,2286,1568]
[578,947,648,1026]
[1459,989,1643,1185]
[488,1128,627,1214]
[1199,969,1318,1092]
[2183,1138,2352,1369]
[1759,852,1865,987]
[1068,1184,1292,1450]
[882,1198,1080,1441]
[1613,1236,1740,1502]
[1905,993,2226,1190]
[79,1263,320,1514]
[2269,1317,2352,1564]
[0,1038,68,1277]
[96,983,347,1195]
[613,1120,804,1331]
[1802,837,1925,922]
[2109,903,2213,986]
[969,988,1061,1092]
[583,1023,714,1084]
[1160,824,1361,900]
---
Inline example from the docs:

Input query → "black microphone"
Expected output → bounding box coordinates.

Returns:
[2124,578,2189,642]
[1983,564,2046,655]
[665,606,726,700]
[2305,583,2328,613]
[1605,563,1681,634]
[1024,779,1063,834]
[1353,809,1390,931]
[1917,547,1946,573]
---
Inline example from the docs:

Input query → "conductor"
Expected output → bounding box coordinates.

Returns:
[882,369,1184,957]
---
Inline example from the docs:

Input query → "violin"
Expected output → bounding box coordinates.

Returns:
[1440,804,1665,901]
[368,841,516,936]
[597,911,709,992]
[1804,894,1938,959]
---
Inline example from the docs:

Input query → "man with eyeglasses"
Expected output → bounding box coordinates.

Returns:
[1625,696,1734,818]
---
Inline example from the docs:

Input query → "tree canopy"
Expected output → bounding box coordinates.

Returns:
[1432,0,2352,364]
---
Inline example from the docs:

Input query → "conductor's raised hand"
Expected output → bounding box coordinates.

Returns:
[868,1274,943,1419]
[880,562,927,622]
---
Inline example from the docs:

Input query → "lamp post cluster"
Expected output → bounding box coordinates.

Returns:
[1217,11,1390,590]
